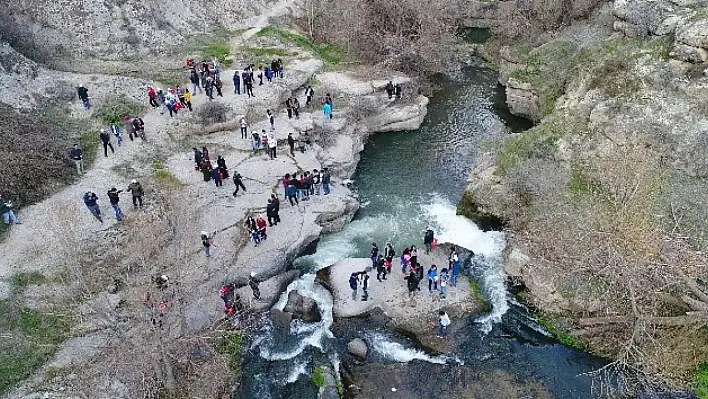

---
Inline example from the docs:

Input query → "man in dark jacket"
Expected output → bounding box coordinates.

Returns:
[107,187,124,221]
[232,173,246,196]
[322,168,331,195]
[99,129,115,157]
[233,70,241,95]
[424,228,435,254]
[385,81,394,99]
[287,133,295,156]
[266,199,279,227]
[0,194,20,225]
[248,272,260,300]
[405,271,419,297]
[83,192,103,223]
[349,272,359,301]
[70,144,84,175]
[77,85,90,109]
[190,70,201,95]
[376,254,387,282]
[361,272,369,301]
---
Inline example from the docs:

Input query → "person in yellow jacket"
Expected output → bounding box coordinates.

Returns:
[184,89,193,111]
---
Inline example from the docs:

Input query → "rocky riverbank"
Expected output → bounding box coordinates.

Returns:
[460,0,708,391]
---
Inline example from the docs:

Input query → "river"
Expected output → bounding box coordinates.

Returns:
[237,66,609,398]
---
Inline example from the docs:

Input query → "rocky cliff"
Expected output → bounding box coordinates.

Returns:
[463,0,708,390]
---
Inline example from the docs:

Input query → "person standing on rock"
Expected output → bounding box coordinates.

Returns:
[253,130,262,153]
[70,144,84,175]
[77,84,90,109]
[83,191,103,223]
[127,179,144,209]
[245,73,254,98]
[384,243,396,265]
[349,272,359,301]
[201,230,214,257]
[111,123,123,147]
[424,228,435,254]
[193,148,204,171]
[322,168,331,195]
[305,85,315,107]
[211,167,223,187]
[361,271,370,302]
[370,243,379,267]
[0,194,20,225]
[232,172,246,196]
[256,215,267,240]
[107,187,124,222]
[323,101,332,120]
[249,272,261,300]
[267,132,277,160]
[267,109,275,130]
[376,254,387,282]
[427,264,439,293]
[287,133,296,156]
[270,193,280,219]
[297,133,307,154]
[123,115,135,141]
[410,246,419,270]
[190,69,201,95]
[240,116,249,140]
[148,86,159,108]
[293,97,300,119]
[266,199,279,227]
[312,169,321,195]
[451,251,461,287]
[132,116,145,140]
[438,310,451,338]
[233,70,241,95]
[395,83,403,99]
[285,97,294,119]
[99,129,115,157]
[405,270,419,298]
[184,89,193,112]
[217,156,229,179]
[439,268,449,299]
[285,180,298,206]
[214,76,224,97]
[385,81,394,99]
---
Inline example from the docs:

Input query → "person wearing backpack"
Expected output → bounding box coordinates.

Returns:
[252,131,262,153]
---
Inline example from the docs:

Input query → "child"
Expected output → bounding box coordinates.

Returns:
[250,228,261,247]
[401,251,411,274]
[439,268,449,299]
[384,257,393,275]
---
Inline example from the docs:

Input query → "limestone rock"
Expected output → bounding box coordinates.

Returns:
[347,338,368,359]
[498,46,526,86]
[506,78,541,121]
[235,270,300,313]
[613,0,669,36]
[283,290,321,322]
[269,308,293,329]
[365,95,429,133]
[676,18,708,50]
[671,43,708,63]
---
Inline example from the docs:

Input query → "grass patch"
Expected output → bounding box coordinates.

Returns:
[535,313,587,351]
[0,300,72,392]
[245,47,287,57]
[186,26,236,67]
[94,95,146,125]
[0,223,9,243]
[694,363,708,398]
[151,161,183,187]
[336,380,344,397]
[312,366,326,389]
[10,272,48,289]
[468,277,492,312]
[254,27,348,67]
[214,333,245,373]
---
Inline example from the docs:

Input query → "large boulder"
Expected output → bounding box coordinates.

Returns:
[365,95,429,133]
[283,290,321,322]
[347,338,368,359]
[506,78,541,122]
[269,308,293,330]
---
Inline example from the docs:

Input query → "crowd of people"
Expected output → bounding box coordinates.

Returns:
[348,229,464,338]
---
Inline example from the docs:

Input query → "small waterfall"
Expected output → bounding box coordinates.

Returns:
[366,332,463,365]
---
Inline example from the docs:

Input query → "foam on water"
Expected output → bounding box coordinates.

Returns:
[257,273,334,361]
[424,195,509,333]
[286,361,308,383]
[367,332,462,365]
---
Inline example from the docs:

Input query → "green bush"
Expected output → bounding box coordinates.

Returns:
[694,363,708,398]
[312,366,326,388]
[94,96,145,125]
[215,333,245,373]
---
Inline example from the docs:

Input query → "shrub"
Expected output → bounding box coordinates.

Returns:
[196,102,229,125]
[94,96,145,125]
[312,366,326,388]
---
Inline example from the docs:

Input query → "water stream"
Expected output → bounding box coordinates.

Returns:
[238,67,607,398]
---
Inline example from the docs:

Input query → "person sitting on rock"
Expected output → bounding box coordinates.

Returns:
[256,215,267,240]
